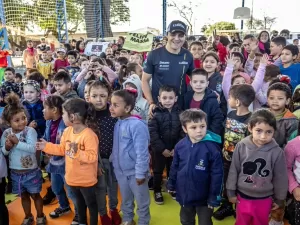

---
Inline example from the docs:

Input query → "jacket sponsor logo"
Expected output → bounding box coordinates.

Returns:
[179,61,188,65]
[195,159,206,170]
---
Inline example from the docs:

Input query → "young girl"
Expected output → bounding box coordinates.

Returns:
[1,94,46,225]
[36,98,99,225]
[88,80,121,225]
[110,89,150,225]
[22,80,46,139]
[113,57,129,90]
[0,129,8,225]
[42,96,78,223]
[226,109,288,225]
[285,124,300,225]
[84,80,95,102]
[27,72,50,101]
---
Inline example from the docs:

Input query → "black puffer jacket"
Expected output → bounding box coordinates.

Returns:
[148,104,183,153]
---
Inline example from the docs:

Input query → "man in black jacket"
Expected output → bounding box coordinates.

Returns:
[148,85,183,205]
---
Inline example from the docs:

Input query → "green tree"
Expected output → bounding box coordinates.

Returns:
[204,21,236,35]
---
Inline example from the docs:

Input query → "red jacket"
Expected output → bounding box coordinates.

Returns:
[217,43,227,64]
[0,50,9,68]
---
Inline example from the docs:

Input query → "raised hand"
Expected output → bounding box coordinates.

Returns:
[226,54,235,66]
[260,54,269,65]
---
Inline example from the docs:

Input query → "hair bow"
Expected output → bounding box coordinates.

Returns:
[125,87,137,94]
[278,75,291,84]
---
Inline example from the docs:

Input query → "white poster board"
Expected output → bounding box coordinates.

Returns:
[84,42,109,56]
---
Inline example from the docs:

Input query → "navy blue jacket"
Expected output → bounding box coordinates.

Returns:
[167,132,223,207]
[22,99,46,138]
[184,88,224,135]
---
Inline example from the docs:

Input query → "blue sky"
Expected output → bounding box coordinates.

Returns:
[112,0,300,33]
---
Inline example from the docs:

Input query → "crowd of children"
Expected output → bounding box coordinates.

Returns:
[1,26,300,225]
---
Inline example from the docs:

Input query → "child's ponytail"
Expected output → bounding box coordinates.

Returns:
[85,101,99,136]
[2,93,26,124]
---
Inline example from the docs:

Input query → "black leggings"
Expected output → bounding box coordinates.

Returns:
[0,178,9,225]
[70,185,98,225]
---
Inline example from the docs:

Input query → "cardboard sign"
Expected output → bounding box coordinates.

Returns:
[84,42,109,56]
[123,33,154,52]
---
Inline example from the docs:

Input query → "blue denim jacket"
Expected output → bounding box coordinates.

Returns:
[44,119,66,174]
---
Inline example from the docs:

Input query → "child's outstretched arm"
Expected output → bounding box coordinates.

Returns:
[222,55,235,100]
[208,146,223,207]
[132,123,150,180]
[251,54,268,93]
[167,144,180,191]
[285,141,300,194]
[272,150,288,208]
[226,143,242,203]
[37,131,67,156]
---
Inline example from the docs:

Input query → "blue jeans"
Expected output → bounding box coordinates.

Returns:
[51,173,77,213]
[115,173,150,225]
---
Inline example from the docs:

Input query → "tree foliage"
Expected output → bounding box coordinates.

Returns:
[246,17,277,30]
[204,21,236,35]
[168,0,199,35]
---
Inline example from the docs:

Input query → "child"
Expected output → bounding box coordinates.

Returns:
[42,96,78,223]
[123,74,149,121]
[72,57,89,84]
[84,80,95,102]
[0,130,8,225]
[110,89,150,225]
[167,109,223,225]
[15,73,23,84]
[120,50,129,59]
[148,85,182,205]
[213,84,255,221]
[227,43,241,54]
[23,40,39,69]
[244,42,263,77]
[1,94,46,225]
[66,50,80,80]
[54,48,69,72]
[184,69,224,135]
[37,52,52,81]
[284,128,300,225]
[223,53,268,111]
[53,71,79,100]
[189,41,204,69]
[270,36,286,66]
[88,80,121,225]
[226,109,288,225]
[36,98,99,225]
[267,82,298,148]
[279,44,300,90]
[202,52,227,115]
[113,57,129,90]
[22,80,46,139]
[27,72,50,102]
[1,67,22,99]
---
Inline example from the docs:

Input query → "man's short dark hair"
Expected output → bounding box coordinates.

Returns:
[283,44,299,56]
[191,68,208,80]
[229,84,255,107]
[54,71,71,84]
[4,67,15,74]
[271,36,286,47]
[180,109,207,128]
[243,34,254,40]
[159,85,177,96]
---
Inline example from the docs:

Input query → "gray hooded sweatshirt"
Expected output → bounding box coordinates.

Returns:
[226,136,288,207]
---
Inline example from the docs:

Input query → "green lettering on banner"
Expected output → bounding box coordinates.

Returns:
[123,32,154,52]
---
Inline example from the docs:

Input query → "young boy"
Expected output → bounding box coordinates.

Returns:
[1,67,22,99]
[66,50,80,80]
[123,74,149,121]
[37,52,52,81]
[167,109,223,225]
[184,69,224,135]
[270,36,286,67]
[120,50,129,59]
[53,48,69,72]
[279,44,300,90]
[53,71,79,100]
[148,85,182,204]
[213,84,255,221]
[15,73,23,84]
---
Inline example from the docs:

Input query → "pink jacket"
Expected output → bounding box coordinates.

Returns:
[222,64,266,106]
[285,137,300,193]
